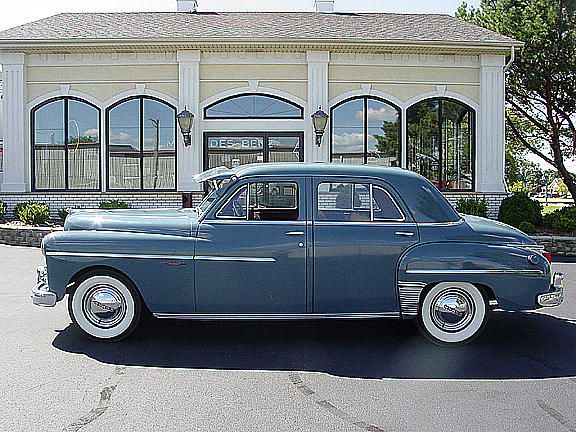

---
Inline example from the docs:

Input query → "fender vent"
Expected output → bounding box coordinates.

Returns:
[398,281,426,318]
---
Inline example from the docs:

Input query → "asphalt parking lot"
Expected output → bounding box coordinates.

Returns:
[1,244,576,432]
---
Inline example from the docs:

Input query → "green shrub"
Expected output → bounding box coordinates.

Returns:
[58,208,70,222]
[15,203,50,225]
[518,221,536,234]
[498,192,542,228]
[0,201,7,220]
[543,206,576,234]
[13,202,29,220]
[455,197,488,218]
[99,200,132,209]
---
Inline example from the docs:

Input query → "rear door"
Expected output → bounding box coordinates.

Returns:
[312,177,419,313]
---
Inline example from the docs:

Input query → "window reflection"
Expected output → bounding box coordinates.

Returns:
[331,97,400,166]
[205,94,303,119]
[108,97,176,190]
[407,98,473,191]
[33,98,100,190]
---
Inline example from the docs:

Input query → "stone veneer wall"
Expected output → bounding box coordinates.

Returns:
[0,193,205,220]
[0,224,62,247]
[532,236,576,257]
[444,193,509,219]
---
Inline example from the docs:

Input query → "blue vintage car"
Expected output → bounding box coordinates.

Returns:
[32,163,564,345]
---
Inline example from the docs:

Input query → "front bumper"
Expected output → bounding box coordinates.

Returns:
[31,265,56,307]
[537,272,564,307]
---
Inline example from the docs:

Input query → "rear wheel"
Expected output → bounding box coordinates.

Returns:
[417,282,488,346]
[68,272,141,341]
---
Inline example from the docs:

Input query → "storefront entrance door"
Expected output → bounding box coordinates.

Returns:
[204,132,304,170]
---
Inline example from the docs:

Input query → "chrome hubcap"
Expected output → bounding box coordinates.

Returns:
[83,285,126,328]
[430,288,475,332]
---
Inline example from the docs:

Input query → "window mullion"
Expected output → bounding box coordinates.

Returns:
[364,98,368,164]
[64,98,69,191]
[140,98,144,191]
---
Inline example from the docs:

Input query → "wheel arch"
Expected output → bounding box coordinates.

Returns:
[66,265,152,314]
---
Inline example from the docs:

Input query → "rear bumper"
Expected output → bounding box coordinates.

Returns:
[537,272,564,307]
[31,265,57,307]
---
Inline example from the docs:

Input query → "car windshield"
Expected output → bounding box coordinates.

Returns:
[196,178,233,214]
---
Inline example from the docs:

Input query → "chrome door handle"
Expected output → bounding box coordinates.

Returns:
[395,231,415,237]
[286,231,305,236]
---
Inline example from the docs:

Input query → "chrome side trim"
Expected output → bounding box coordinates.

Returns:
[417,219,465,227]
[46,251,276,262]
[194,256,276,262]
[398,281,426,318]
[507,243,545,251]
[153,312,400,320]
[46,251,196,260]
[314,221,417,227]
[405,269,544,275]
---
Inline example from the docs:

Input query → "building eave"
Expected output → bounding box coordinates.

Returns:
[0,37,524,55]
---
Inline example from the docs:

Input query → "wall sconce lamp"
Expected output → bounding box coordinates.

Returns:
[311,107,329,147]
[177,106,195,147]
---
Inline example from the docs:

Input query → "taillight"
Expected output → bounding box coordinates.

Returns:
[543,251,552,263]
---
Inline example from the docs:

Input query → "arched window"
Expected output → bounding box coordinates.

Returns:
[107,97,176,191]
[204,94,303,119]
[331,97,401,166]
[407,98,474,191]
[32,97,100,191]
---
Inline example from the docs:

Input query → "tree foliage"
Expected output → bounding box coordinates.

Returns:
[457,0,576,202]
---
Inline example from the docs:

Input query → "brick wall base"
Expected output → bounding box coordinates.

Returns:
[444,193,509,219]
[0,192,205,220]
[0,191,508,221]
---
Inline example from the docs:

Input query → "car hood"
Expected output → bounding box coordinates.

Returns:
[64,208,197,237]
[461,214,535,245]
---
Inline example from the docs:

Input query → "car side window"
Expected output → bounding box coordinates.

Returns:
[216,182,299,221]
[317,182,404,222]
[372,186,404,221]
[248,182,299,221]
[216,185,247,219]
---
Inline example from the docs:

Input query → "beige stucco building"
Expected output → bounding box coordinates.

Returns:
[0,0,522,217]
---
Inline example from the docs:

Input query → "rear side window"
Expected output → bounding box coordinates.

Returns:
[317,182,403,222]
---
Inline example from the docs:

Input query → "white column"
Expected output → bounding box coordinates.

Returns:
[176,50,201,191]
[307,51,330,162]
[0,53,28,192]
[476,54,506,193]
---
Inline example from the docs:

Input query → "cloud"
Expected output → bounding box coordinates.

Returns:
[333,132,363,152]
[354,106,398,123]
[110,131,133,142]
[82,128,99,137]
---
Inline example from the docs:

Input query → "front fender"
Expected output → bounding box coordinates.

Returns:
[398,242,552,311]
[42,230,196,313]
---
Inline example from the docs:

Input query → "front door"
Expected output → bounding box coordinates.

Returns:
[195,177,307,313]
[312,178,420,313]
[204,132,304,169]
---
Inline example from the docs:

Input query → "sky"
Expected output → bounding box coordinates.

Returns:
[0,0,480,31]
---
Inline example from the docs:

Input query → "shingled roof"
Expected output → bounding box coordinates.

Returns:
[0,12,519,46]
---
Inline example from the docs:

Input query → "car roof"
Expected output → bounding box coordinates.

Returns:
[232,162,421,181]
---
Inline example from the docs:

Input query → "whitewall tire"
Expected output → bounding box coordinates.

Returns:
[417,282,488,346]
[68,272,141,341]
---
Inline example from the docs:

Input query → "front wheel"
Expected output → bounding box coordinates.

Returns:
[417,282,488,346]
[68,272,141,341]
